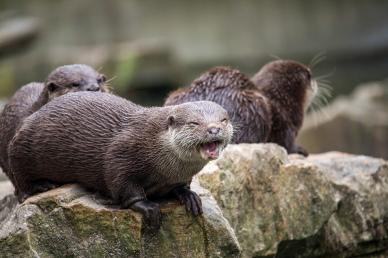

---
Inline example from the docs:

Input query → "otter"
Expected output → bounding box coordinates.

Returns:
[164,60,317,156]
[0,64,108,191]
[9,92,233,227]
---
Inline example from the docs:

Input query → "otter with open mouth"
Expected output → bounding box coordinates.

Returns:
[9,92,233,228]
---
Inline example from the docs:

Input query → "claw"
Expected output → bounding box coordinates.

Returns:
[172,187,203,216]
[131,200,161,230]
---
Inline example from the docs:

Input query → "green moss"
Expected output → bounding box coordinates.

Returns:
[0,233,35,258]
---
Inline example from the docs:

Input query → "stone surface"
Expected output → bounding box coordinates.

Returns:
[0,183,240,258]
[197,144,388,258]
[298,82,388,159]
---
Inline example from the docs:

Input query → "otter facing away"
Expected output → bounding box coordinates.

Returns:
[0,64,108,190]
[9,92,233,227]
[165,60,317,156]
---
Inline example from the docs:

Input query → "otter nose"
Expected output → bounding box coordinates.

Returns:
[86,84,100,91]
[207,127,221,135]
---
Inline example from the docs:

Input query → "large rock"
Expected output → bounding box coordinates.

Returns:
[298,82,388,159]
[197,144,388,257]
[0,183,240,258]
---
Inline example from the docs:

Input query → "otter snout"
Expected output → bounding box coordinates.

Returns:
[207,126,221,135]
[86,84,100,92]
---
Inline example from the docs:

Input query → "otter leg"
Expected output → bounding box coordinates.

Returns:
[171,185,203,216]
[8,142,34,203]
[131,200,161,229]
[114,181,161,229]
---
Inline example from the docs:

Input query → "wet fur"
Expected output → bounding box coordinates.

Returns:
[9,92,232,208]
[165,60,312,155]
[0,64,107,189]
[165,67,272,143]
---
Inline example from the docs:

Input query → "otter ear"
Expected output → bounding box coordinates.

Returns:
[167,116,175,127]
[47,82,58,92]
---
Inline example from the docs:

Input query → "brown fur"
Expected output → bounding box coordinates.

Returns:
[164,60,314,156]
[165,67,272,143]
[9,92,232,224]
[251,60,313,155]
[0,64,107,188]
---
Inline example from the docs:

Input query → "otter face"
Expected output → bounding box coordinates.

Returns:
[167,101,233,161]
[45,64,107,101]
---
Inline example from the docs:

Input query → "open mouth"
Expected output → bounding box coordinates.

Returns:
[199,140,223,160]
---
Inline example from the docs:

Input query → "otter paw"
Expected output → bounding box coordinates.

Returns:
[31,180,59,194]
[172,188,203,216]
[131,200,161,229]
[17,191,31,203]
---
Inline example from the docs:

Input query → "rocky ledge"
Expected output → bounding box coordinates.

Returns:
[198,144,388,258]
[0,183,240,258]
[1,144,388,258]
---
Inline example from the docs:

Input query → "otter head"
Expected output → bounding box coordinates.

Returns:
[252,60,318,111]
[45,64,107,101]
[165,101,233,161]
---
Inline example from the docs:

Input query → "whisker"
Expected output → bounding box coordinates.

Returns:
[269,54,282,60]
[309,51,327,69]
[106,76,117,83]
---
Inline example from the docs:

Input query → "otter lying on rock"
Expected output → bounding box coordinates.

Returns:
[165,60,317,156]
[9,92,233,227]
[0,64,108,192]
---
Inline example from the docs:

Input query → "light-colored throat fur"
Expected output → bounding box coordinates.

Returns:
[158,130,208,183]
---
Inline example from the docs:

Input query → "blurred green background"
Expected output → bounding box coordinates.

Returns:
[0,0,387,157]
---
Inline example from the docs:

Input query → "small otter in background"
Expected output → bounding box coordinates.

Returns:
[251,60,317,156]
[165,60,317,156]
[0,64,108,190]
[9,92,233,228]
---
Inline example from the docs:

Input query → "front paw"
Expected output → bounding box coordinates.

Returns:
[172,187,203,216]
[31,180,59,194]
[131,200,161,229]
[290,145,309,157]
[17,191,31,203]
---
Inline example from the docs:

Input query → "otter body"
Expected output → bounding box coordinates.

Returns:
[10,92,232,227]
[165,60,316,156]
[0,64,107,188]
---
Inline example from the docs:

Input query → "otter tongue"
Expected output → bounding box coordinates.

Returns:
[202,142,219,159]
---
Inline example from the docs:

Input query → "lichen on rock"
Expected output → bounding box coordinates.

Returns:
[0,184,241,258]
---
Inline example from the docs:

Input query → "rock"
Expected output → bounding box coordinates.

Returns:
[298,82,388,159]
[0,183,240,258]
[197,144,388,257]
[0,170,9,182]
[0,180,13,199]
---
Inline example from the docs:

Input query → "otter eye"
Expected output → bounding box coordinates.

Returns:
[188,121,199,126]
[72,82,80,87]
[221,118,228,124]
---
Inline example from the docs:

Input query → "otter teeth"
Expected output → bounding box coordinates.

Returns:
[200,141,221,160]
